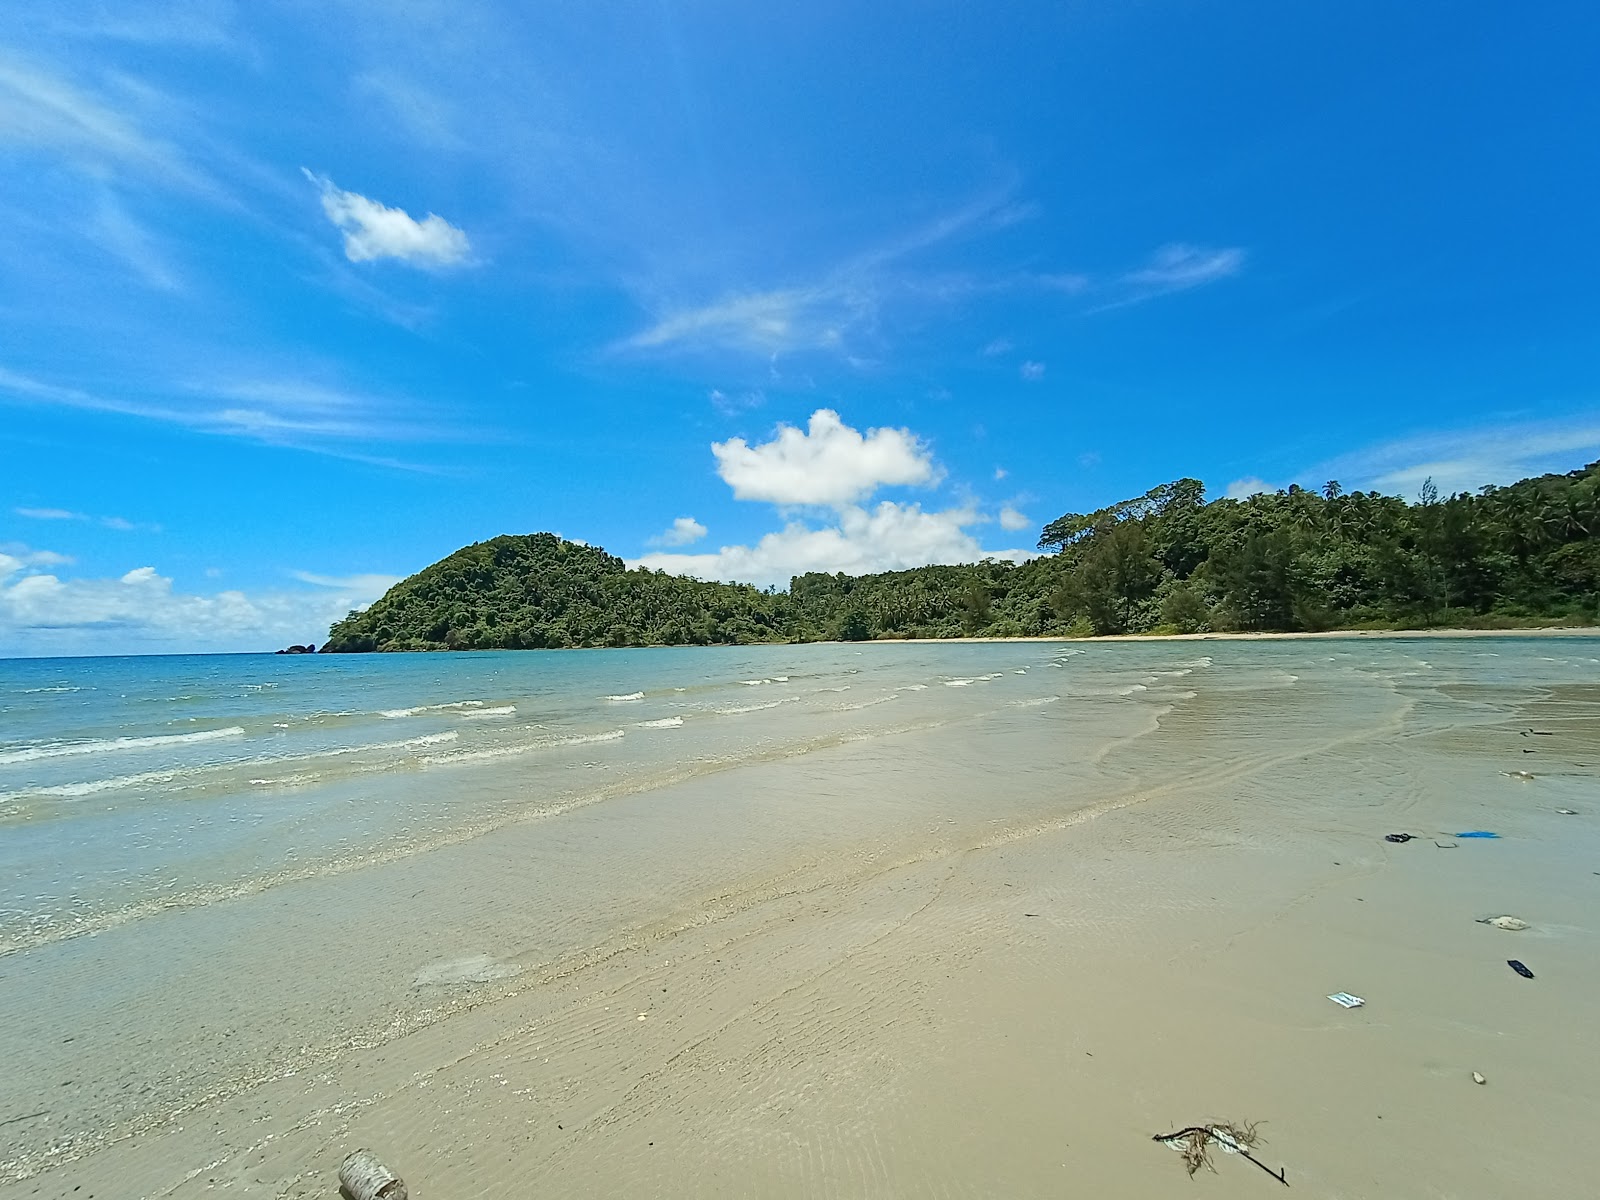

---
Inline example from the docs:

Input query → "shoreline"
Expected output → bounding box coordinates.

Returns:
[885,625,1600,645]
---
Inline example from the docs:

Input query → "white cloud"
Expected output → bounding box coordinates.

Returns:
[650,517,707,547]
[635,501,1032,589]
[1317,418,1600,497]
[993,467,1008,481]
[1125,243,1245,292]
[303,170,471,268]
[0,542,74,579]
[0,363,440,469]
[14,506,154,531]
[1096,243,1246,311]
[289,570,404,596]
[981,338,1014,357]
[0,56,199,186]
[1225,477,1272,499]
[712,409,939,508]
[0,560,400,655]
[1020,360,1045,381]
[626,287,826,354]
[619,188,1034,359]
[15,506,82,521]
[998,505,1031,531]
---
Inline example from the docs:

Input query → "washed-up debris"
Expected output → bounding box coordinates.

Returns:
[1384,833,1415,843]
[1434,840,1458,848]
[339,1149,408,1200]
[1478,916,1530,931]
[1557,808,1578,815]
[1153,1121,1288,1186]
[1503,770,1537,781]
[1473,1071,1487,1085]
[1327,992,1364,1008]
[1507,960,1535,979]
[1522,729,1554,736]
[1456,831,1500,839]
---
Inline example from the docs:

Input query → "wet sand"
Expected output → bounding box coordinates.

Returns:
[3,641,1597,1198]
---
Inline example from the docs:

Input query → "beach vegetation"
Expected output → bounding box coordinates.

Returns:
[320,459,1600,651]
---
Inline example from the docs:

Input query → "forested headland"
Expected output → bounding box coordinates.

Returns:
[319,459,1599,652]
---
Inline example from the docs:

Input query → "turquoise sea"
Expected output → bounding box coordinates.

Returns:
[4,638,1599,962]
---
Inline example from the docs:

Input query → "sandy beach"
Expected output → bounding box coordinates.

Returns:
[2,637,1596,1198]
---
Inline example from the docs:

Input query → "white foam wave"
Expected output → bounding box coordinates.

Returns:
[714,697,801,715]
[899,683,929,691]
[637,716,684,729]
[457,705,516,718]
[834,694,900,712]
[1116,684,1148,696]
[1013,696,1061,707]
[0,726,246,765]
[20,686,81,694]
[605,692,645,702]
[421,728,624,765]
[380,700,487,718]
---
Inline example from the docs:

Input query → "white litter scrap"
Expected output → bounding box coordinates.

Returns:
[1327,992,1365,1008]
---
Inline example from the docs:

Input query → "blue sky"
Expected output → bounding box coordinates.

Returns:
[3,1,1598,655]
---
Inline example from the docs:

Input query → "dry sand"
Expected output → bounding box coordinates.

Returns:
[4,644,1597,1198]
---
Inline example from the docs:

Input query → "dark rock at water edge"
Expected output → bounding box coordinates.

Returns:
[275,643,317,654]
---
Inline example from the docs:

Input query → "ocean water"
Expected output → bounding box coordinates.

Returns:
[0,642,1089,955]
[2,635,1598,1190]
[3,637,1597,961]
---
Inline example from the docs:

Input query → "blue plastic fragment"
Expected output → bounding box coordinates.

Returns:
[1455,831,1500,839]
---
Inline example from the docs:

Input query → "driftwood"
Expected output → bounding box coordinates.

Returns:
[339,1149,408,1200]
[1153,1122,1288,1186]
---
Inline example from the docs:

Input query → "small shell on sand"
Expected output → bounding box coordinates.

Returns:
[1478,915,1530,931]
[1473,1071,1487,1085]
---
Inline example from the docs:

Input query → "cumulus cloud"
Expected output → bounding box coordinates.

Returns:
[712,409,938,508]
[1019,360,1045,381]
[635,502,1031,590]
[0,558,399,655]
[650,517,707,547]
[981,338,1014,357]
[998,505,1031,531]
[1225,477,1273,499]
[0,542,75,579]
[303,170,471,268]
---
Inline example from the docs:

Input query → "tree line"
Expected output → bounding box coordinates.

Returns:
[320,459,1598,651]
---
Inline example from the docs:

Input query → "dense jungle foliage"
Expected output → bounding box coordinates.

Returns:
[320,460,1599,651]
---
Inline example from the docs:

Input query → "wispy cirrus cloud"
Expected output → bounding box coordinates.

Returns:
[0,363,446,470]
[13,506,157,531]
[0,54,218,196]
[1089,243,1247,312]
[1314,416,1600,498]
[619,188,1033,359]
[621,188,1245,361]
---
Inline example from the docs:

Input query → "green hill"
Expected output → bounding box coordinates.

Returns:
[320,460,1599,652]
